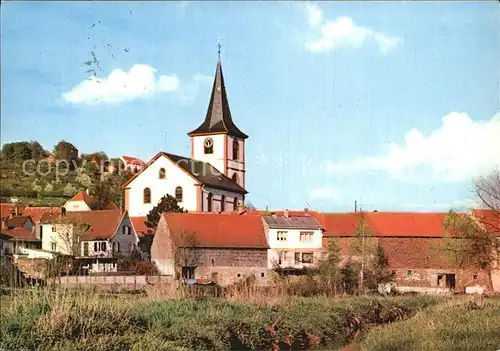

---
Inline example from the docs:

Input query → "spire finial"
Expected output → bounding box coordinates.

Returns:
[217,37,222,61]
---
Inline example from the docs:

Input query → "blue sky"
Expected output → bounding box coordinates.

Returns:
[1,1,499,212]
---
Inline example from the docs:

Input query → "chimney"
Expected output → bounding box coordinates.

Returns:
[284,209,289,218]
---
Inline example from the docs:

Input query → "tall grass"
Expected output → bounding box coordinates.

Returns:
[361,297,500,351]
[0,287,443,351]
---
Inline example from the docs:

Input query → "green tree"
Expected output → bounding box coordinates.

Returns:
[319,239,341,296]
[139,194,187,257]
[91,176,116,210]
[441,170,500,286]
[349,213,377,292]
[1,141,32,161]
[372,244,390,285]
[29,141,48,160]
[63,183,77,196]
[44,183,54,193]
[146,194,187,228]
[53,140,78,168]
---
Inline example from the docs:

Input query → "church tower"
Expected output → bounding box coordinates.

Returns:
[188,57,248,189]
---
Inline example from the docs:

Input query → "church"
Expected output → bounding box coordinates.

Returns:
[122,58,248,217]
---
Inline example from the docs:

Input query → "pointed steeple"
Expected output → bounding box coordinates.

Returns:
[188,59,248,139]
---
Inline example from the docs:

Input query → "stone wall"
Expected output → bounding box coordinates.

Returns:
[194,248,267,267]
[53,275,173,288]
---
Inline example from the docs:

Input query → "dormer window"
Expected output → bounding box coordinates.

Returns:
[232,140,239,160]
[204,138,214,154]
[159,168,166,179]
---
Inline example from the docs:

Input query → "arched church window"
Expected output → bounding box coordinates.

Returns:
[159,168,166,179]
[204,138,214,154]
[175,186,183,202]
[232,173,239,185]
[143,188,151,204]
[207,192,213,212]
[233,197,238,211]
[221,195,225,212]
[232,140,239,160]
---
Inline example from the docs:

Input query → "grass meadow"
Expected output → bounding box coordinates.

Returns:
[0,287,498,351]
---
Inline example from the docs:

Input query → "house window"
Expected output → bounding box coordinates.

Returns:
[300,232,313,242]
[143,188,151,203]
[232,140,239,160]
[175,186,183,202]
[391,270,397,279]
[220,195,225,212]
[278,251,287,265]
[204,138,214,154]
[261,272,265,278]
[302,253,313,264]
[207,192,213,212]
[181,266,195,279]
[51,242,56,251]
[473,274,478,280]
[294,252,301,264]
[277,231,288,241]
[407,270,413,277]
[122,225,131,235]
[232,173,239,185]
[83,242,89,256]
[100,242,107,252]
[94,242,98,252]
[51,226,56,232]
[159,168,166,179]
[233,197,238,211]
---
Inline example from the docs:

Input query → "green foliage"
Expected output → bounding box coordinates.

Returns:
[146,194,187,228]
[44,183,54,193]
[53,140,79,167]
[1,141,34,161]
[442,210,500,270]
[63,183,78,196]
[319,239,341,295]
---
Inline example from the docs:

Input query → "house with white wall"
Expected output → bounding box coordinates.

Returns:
[40,210,140,273]
[63,190,119,212]
[262,211,324,271]
[122,58,249,217]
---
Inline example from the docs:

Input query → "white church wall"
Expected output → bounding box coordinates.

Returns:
[126,155,199,217]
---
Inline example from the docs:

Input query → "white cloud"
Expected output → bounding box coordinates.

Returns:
[62,64,180,104]
[303,3,401,54]
[310,185,341,200]
[325,112,500,182]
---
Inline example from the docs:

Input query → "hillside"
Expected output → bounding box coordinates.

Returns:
[0,140,133,206]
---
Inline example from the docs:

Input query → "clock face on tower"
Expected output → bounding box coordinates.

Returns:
[204,138,213,148]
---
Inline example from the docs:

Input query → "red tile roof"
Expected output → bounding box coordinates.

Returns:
[315,212,452,238]
[6,216,34,228]
[2,227,38,242]
[472,209,500,235]
[0,203,25,218]
[130,216,153,237]
[122,155,145,166]
[41,210,123,241]
[22,207,61,223]
[162,212,268,248]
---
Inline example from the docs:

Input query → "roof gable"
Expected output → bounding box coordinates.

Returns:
[121,152,247,194]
